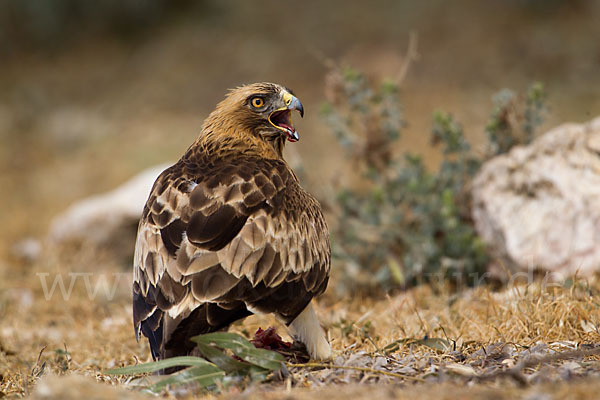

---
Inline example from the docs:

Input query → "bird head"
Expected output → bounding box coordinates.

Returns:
[205,83,304,150]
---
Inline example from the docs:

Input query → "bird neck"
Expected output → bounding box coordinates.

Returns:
[191,126,285,161]
[266,134,286,158]
[191,108,288,160]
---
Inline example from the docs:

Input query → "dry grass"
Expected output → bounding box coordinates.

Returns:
[1,251,600,398]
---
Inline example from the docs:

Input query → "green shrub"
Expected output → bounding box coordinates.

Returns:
[323,66,546,294]
[485,82,547,156]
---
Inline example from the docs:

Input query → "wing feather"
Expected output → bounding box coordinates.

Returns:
[190,266,240,301]
[133,156,330,359]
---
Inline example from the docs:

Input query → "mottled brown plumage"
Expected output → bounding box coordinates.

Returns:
[132,83,331,363]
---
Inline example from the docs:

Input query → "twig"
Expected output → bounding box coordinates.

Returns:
[35,345,46,366]
[394,31,419,86]
[287,362,423,381]
[63,342,71,370]
[30,346,47,377]
[306,45,339,71]
[411,302,428,336]
[21,371,28,397]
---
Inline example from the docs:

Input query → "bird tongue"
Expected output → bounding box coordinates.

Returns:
[284,126,299,142]
[269,109,299,142]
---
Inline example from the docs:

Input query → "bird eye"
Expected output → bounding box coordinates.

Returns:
[251,97,264,108]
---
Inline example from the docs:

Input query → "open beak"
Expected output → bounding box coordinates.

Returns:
[268,92,304,142]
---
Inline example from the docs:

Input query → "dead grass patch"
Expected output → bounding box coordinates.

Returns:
[1,258,599,398]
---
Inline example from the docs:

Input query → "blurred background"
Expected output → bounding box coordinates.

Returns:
[2,0,600,261]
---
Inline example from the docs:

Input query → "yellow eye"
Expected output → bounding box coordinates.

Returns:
[251,97,264,108]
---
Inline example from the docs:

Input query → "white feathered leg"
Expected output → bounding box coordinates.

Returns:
[289,302,331,360]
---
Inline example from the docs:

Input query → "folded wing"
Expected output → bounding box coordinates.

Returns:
[132,156,330,359]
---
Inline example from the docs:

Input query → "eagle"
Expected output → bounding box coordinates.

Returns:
[132,82,332,364]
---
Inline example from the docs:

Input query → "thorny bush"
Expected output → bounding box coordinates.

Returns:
[322,66,546,294]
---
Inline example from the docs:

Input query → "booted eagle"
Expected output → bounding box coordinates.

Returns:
[132,83,331,362]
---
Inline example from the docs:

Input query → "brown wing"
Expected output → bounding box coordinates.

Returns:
[132,155,330,360]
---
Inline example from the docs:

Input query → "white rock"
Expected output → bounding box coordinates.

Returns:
[49,164,170,247]
[472,117,600,279]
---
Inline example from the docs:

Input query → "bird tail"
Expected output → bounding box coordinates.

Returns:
[288,302,331,360]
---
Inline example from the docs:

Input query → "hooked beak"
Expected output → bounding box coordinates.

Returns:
[284,91,304,118]
[268,91,304,142]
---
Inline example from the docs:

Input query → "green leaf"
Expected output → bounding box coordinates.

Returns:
[192,332,284,371]
[194,342,258,374]
[382,338,414,354]
[380,79,398,95]
[104,356,215,375]
[148,365,225,393]
[386,257,405,285]
[419,338,453,352]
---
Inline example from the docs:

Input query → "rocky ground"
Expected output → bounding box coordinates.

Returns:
[2,254,600,398]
